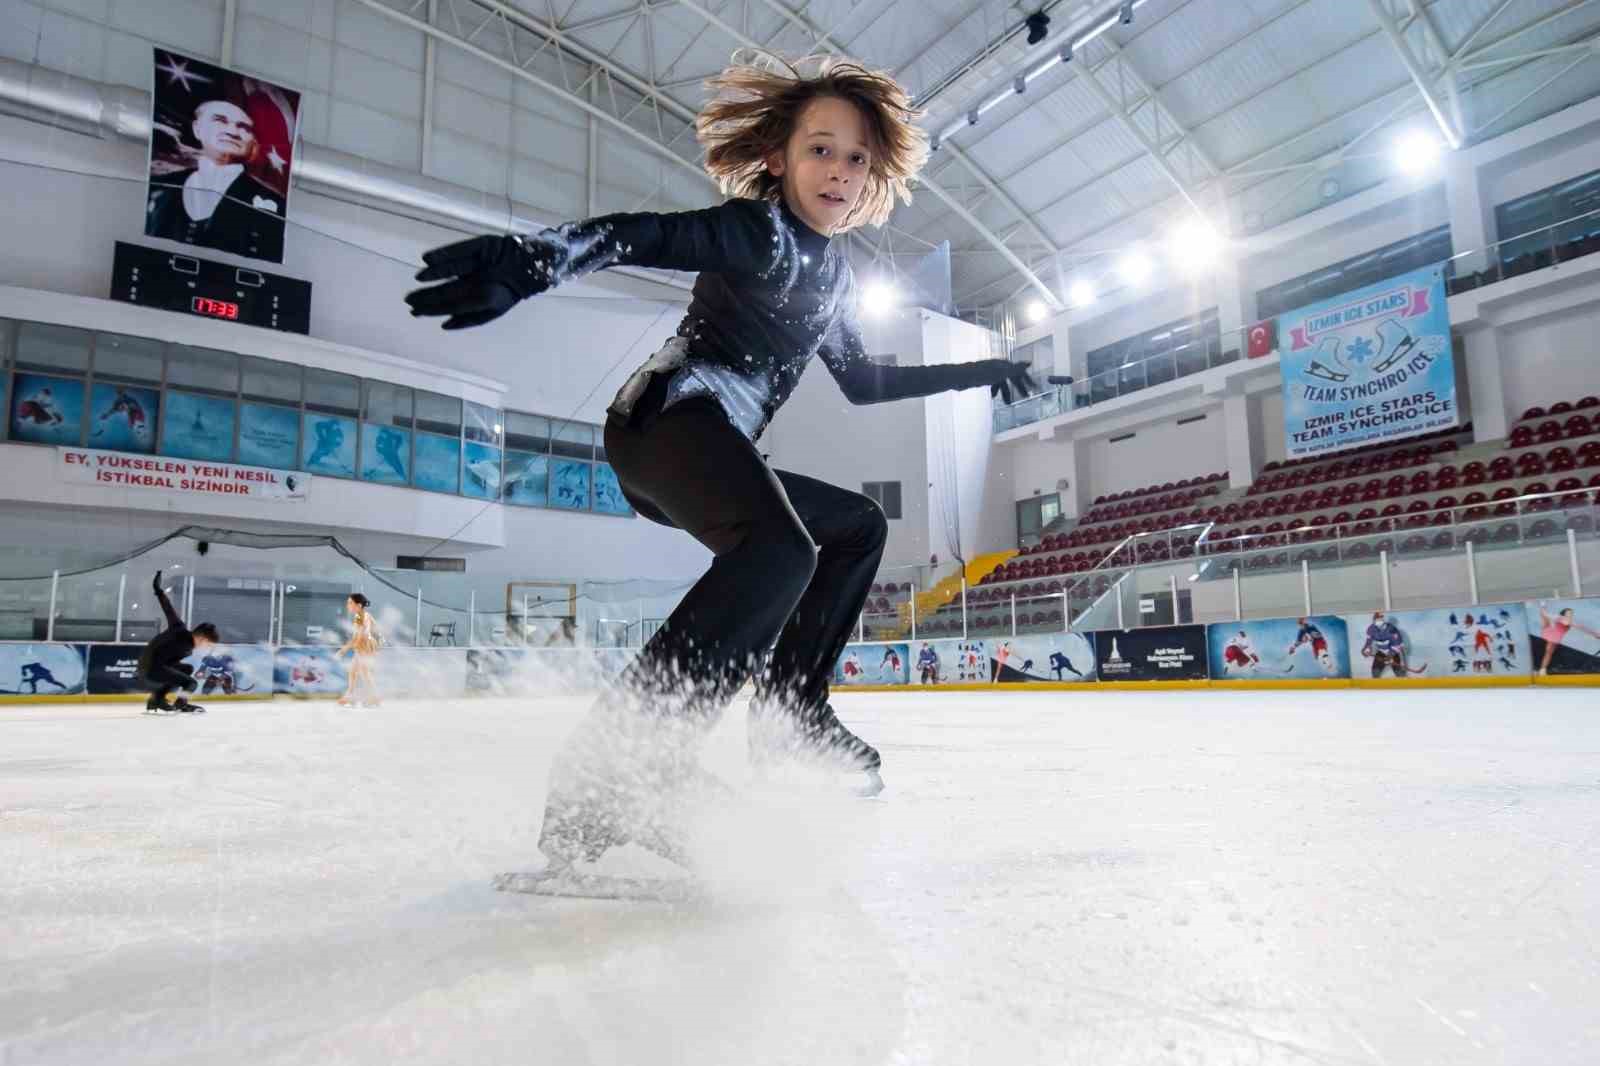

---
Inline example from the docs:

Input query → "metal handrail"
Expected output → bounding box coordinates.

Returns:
[1197,484,1594,552]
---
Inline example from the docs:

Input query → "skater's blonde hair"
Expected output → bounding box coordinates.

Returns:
[696,52,927,231]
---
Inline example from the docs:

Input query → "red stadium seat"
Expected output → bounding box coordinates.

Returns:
[1550,401,1574,415]
[1577,395,1600,410]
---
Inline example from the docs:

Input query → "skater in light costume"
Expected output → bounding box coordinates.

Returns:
[407,52,1035,876]
[336,593,382,707]
[1286,618,1335,675]
[1536,604,1600,676]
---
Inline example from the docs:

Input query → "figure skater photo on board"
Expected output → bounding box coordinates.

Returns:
[406,51,1036,881]
[336,593,382,707]
[138,570,218,713]
[1536,603,1600,676]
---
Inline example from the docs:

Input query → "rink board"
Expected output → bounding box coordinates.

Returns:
[3,596,1599,703]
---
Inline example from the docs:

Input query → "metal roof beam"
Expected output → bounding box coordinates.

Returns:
[1364,0,1462,148]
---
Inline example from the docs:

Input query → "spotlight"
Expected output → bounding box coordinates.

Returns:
[860,280,900,316]
[1116,251,1152,286]
[1393,129,1442,176]
[1167,219,1222,274]
[1025,299,1049,323]
[1059,39,1073,64]
[1119,1,1134,24]
[1069,279,1096,307]
[1025,11,1050,45]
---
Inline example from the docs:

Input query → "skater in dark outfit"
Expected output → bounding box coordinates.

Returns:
[406,54,1035,871]
[138,571,219,713]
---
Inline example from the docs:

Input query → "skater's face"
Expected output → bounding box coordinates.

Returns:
[193,634,215,652]
[192,101,256,165]
[765,96,871,236]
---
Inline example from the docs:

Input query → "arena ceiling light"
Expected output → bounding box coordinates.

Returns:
[1167,219,1223,274]
[1393,129,1443,177]
[1025,299,1049,323]
[860,280,900,316]
[1116,251,1153,287]
[1069,279,1097,307]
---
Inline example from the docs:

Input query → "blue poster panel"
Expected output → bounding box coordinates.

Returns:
[1279,263,1457,459]
[1343,606,1529,679]
[239,403,299,469]
[273,646,348,695]
[913,634,1096,684]
[593,462,632,515]
[1208,616,1352,680]
[360,423,411,485]
[413,431,460,493]
[301,413,356,477]
[550,458,591,510]
[0,643,87,695]
[160,390,236,461]
[462,440,501,499]
[88,383,159,453]
[834,642,910,685]
[502,451,548,506]
[10,373,84,445]
[1526,597,1600,676]
[188,645,274,696]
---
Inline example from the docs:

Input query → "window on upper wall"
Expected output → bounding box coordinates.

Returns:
[862,480,902,520]
[302,368,360,478]
[1016,493,1060,547]
[413,391,462,493]
[239,356,300,470]
[360,381,413,486]
[1254,225,1452,319]
[1084,309,1220,403]
[1494,168,1600,269]
[502,411,550,508]
[89,334,164,455]
[1012,335,1053,369]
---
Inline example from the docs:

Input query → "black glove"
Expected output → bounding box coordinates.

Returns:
[404,233,563,330]
[153,570,163,594]
[971,360,1037,404]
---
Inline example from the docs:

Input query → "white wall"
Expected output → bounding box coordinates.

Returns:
[762,307,931,570]
[924,313,1015,562]
[1082,413,1229,500]
[1498,301,1600,418]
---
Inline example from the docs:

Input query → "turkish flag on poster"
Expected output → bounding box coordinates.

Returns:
[1246,318,1277,359]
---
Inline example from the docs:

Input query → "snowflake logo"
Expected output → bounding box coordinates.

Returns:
[1345,335,1375,364]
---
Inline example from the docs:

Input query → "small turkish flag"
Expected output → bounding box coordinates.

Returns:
[1246,318,1277,359]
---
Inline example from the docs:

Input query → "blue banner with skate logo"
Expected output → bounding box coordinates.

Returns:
[1279,262,1457,459]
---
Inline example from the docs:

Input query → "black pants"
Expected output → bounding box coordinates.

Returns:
[604,392,887,747]
[142,661,195,703]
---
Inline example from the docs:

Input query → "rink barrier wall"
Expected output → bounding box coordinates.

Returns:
[2,596,1597,703]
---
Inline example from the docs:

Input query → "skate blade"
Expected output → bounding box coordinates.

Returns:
[493,869,700,902]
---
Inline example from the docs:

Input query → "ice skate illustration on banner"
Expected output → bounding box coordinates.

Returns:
[1370,317,1417,373]
[1305,336,1350,384]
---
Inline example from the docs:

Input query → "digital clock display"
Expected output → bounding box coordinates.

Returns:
[191,296,240,320]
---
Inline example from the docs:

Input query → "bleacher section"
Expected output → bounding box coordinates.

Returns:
[885,394,1600,640]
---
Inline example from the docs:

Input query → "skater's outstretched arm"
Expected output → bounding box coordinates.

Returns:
[819,288,1036,405]
[404,200,778,330]
[152,571,182,629]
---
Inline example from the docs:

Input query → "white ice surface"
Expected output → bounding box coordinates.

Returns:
[3,689,1598,1065]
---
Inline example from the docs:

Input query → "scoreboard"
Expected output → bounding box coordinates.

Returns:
[110,242,312,334]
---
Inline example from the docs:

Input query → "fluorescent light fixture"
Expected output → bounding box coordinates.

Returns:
[1393,129,1442,176]
[1116,251,1153,286]
[860,281,900,316]
[1025,299,1049,323]
[1069,279,1096,307]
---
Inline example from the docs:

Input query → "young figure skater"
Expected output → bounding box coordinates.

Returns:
[138,571,218,713]
[337,593,382,706]
[406,55,1035,870]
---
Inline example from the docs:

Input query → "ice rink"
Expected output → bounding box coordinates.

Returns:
[4,688,1598,1065]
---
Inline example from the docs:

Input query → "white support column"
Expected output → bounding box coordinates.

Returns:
[1222,391,1258,490]
[1302,559,1313,616]
[1444,150,1495,276]
[47,569,59,641]
[910,596,917,641]
[1232,565,1242,621]
[415,587,423,647]
[960,576,969,639]
[1466,540,1480,604]
[1461,327,1509,445]
[115,573,126,643]
[469,590,476,646]
[1380,550,1393,610]
[1062,589,1071,632]
[1010,593,1017,636]
[266,581,275,645]
[1169,574,1181,624]
[1569,529,1584,597]
[1214,254,1254,351]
